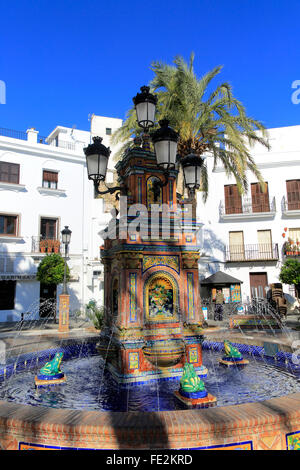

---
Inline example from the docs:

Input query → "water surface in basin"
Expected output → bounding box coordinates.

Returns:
[0,350,300,411]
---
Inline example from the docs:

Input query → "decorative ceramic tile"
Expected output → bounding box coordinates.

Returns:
[187,272,195,320]
[286,431,300,450]
[189,347,198,363]
[142,255,180,274]
[192,441,253,450]
[128,352,139,370]
[129,273,137,322]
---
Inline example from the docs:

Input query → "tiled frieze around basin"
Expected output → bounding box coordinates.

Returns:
[0,338,300,450]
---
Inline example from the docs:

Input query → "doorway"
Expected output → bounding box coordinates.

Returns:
[249,272,268,298]
[39,283,57,320]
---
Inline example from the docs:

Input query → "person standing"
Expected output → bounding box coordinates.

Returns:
[214,289,224,321]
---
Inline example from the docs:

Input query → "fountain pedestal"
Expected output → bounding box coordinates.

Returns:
[99,147,206,385]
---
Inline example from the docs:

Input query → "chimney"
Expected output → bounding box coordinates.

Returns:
[26,127,38,144]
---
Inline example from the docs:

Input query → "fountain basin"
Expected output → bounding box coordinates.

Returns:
[0,337,300,450]
[142,340,185,367]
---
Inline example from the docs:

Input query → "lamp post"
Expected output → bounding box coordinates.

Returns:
[61,226,72,294]
[84,137,128,199]
[59,225,72,333]
[180,153,204,200]
[84,86,203,205]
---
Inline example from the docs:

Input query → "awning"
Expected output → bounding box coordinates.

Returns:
[200,271,243,285]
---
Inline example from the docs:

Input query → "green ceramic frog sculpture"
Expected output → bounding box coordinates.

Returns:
[224,340,242,359]
[39,352,63,376]
[180,363,206,393]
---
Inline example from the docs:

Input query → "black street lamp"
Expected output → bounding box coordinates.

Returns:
[151,119,179,201]
[180,153,204,199]
[61,226,72,295]
[84,137,128,198]
[133,86,179,202]
[132,86,157,131]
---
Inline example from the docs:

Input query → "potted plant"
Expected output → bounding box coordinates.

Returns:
[39,239,47,253]
[286,238,294,255]
[47,239,54,253]
[53,240,60,253]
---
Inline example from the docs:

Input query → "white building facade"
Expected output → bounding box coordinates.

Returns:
[0,118,299,322]
[197,125,300,303]
[0,118,122,322]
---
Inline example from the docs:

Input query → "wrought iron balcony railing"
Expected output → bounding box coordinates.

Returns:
[0,127,28,141]
[225,243,279,262]
[31,236,62,254]
[219,196,276,217]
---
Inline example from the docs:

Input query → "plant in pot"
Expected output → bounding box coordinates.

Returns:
[39,239,47,253]
[53,240,60,253]
[286,238,293,256]
[47,239,54,253]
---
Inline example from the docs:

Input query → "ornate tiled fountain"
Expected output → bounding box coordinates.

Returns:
[97,142,206,385]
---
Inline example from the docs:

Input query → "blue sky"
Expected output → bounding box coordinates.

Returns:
[0,0,299,136]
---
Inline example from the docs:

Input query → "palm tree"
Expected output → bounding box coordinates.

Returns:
[112,53,270,201]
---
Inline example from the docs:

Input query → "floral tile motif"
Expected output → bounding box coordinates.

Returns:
[128,352,139,370]
[142,255,180,274]
[189,347,198,363]
[286,431,300,450]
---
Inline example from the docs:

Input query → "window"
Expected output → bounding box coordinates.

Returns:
[42,170,58,189]
[229,231,244,260]
[286,180,300,210]
[0,281,16,310]
[0,162,20,184]
[0,214,18,236]
[40,218,58,239]
[289,228,300,243]
[257,229,273,258]
[251,182,270,212]
[106,128,112,135]
[224,185,242,214]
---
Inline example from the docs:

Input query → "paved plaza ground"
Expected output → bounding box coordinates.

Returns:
[0,314,299,359]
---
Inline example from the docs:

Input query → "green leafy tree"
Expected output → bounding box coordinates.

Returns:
[112,53,270,200]
[36,253,70,286]
[279,259,300,299]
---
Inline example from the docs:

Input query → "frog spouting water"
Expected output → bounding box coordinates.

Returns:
[39,352,63,376]
[180,363,206,393]
[224,340,242,359]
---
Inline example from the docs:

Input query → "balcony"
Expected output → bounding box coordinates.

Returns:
[282,193,300,217]
[283,241,300,258]
[219,196,276,220]
[225,243,279,262]
[31,236,62,254]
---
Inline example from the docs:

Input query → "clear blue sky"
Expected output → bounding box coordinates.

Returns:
[1,0,299,136]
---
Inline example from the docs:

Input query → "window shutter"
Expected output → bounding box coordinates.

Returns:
[43,171,58,182]
[224,185,242,214]
[286,180,300,210]
[251,182,269,212]
[0,162,20,184]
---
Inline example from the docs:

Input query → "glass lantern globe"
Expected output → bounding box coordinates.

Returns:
[132,86,157,129]
[151,119,179,170]
[61,226,72,245]
[83,137,111,182]
[181,153,204,191]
